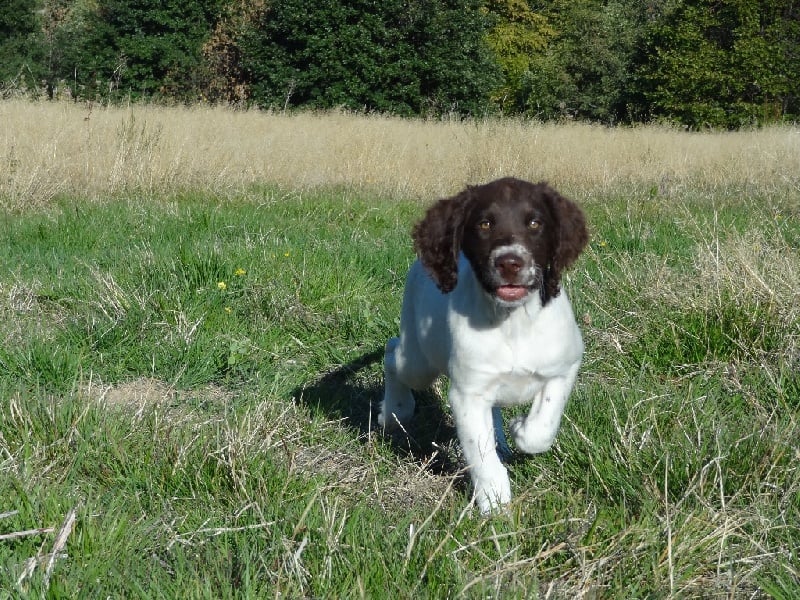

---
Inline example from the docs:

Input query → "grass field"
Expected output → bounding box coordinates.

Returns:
[3,99,800,207]
[1,101,799,598]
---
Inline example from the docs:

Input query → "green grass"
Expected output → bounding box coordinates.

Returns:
[1,185,798,598]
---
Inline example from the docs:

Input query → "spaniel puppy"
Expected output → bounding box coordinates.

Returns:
[379,177,588,514]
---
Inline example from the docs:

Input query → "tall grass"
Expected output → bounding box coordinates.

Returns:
[0,100,798,597]
[1,99,799,209]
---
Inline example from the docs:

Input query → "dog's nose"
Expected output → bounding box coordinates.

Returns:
[494,253,523,280]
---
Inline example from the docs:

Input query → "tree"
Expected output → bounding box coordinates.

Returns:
[201,0,265,104]
[637,0,800,128]
[52,0,224,101]
[0,0,46,94]
[239,0,500,116]
[520,0,646,123]
[484,0,554,113]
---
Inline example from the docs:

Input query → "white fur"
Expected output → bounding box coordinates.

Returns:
[380,254,583,514]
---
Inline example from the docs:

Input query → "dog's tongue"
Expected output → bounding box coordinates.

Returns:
[496,285,528,302]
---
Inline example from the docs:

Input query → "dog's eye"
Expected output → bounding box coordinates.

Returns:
[528,218,541,230]
[479,220,492,231]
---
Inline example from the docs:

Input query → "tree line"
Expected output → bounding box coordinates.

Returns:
[2,0,798,128]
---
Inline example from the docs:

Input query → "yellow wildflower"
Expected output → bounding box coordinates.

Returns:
[217,281,227,291]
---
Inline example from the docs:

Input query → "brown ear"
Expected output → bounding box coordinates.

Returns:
[541,185,588,303]
[412,189,473,293]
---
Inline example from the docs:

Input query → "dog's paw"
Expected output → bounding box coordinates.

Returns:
[473,478,512,515]
[377,403,414,430]
[509,416,556,454]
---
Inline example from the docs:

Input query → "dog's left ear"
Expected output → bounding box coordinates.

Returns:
[541,185,588,303]
[412,189,473,293]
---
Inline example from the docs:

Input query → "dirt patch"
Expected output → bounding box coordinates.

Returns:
[84,377,229,418]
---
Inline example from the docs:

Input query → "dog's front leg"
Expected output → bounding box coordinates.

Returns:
[449,389,511,513]
[509,372,576,454]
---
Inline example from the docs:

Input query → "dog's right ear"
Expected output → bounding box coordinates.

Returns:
[412,189,472,293]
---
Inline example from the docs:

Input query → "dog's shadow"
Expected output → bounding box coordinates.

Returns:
[292,348,463,476]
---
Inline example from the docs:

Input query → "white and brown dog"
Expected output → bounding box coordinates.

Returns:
[380,177,588,513]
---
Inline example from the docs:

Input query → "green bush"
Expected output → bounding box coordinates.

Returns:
[637,0,800,128]
[0,0,45,94]
[239,0,500,116]
[51,0,224,101]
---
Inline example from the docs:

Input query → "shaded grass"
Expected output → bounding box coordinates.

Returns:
[0,185,798,598]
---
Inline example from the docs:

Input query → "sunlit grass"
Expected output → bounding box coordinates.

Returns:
[1,99,799,209]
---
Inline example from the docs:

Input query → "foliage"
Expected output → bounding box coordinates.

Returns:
[239,0,501,116]
[0,0,46,94]
[2,0,800,126]
[487,0,800,126]
[637,0,800,128]
[517,0,646,123]
[200,0,265,104]
[48,0,224,101]
[484,0,555,113]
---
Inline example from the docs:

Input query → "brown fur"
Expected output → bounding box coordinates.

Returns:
[412,178,588,305]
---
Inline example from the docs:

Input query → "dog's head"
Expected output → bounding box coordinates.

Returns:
[413,178,588,306]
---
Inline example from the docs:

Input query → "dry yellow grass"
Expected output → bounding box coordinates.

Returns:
[2,99,799,208]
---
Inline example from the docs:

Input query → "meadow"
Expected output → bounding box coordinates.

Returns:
[0,100,798,598]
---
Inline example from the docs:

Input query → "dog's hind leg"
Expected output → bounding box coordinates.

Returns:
[378,337,424,429]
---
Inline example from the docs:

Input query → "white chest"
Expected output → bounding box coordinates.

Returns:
[446,291,583,404]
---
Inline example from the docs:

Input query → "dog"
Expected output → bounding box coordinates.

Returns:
[379,177,588,513]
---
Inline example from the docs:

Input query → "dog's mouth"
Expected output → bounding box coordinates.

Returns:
[495,284,531,303]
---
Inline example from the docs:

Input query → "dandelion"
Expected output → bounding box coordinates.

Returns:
[224,306,232,314]
[217,281,227,291]
[284,251,290,258]
[234,267,246,276]
[599,240,608,248]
